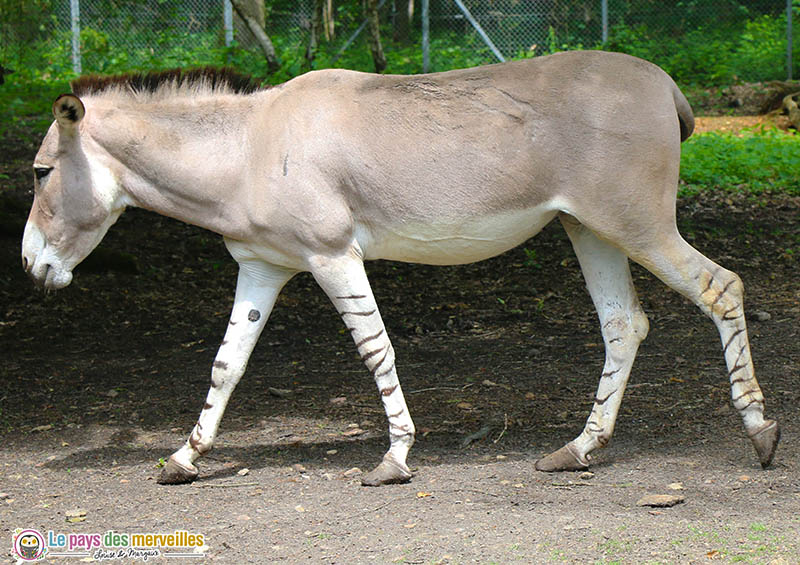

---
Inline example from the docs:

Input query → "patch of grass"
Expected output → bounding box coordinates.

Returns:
[680,128,800,196]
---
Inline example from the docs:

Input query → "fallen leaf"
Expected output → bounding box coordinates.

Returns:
[65,509,87,523]
[416,491,432,498]
[237,468,250,476]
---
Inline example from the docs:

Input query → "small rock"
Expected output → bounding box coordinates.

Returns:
[268,387,293,398]
[292,464,308,474]
[329,396,348,406]
[753,310,771,322]
[456,402,473,410]
[65,509,87,523]
[237,468,250,476]
[667,482,684,490]
[326,449,338,455]
[496,455,507,461]
[636,494,685,508]
[579,471,595,480]
[738,475,750,482]
[294,505,305,513]
[105,389,119,398]
[342,428,364,437]
[343,467,362,477]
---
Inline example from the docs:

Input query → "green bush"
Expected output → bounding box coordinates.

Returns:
[731,14,799,82]
[605,12,797,85]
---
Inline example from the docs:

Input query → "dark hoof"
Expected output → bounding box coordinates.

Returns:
[535,443,589,472]
[361,454,413,486]
[750,419,780,469]
[157,456,199,484]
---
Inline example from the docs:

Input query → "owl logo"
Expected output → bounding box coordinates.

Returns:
[12,529,46,561]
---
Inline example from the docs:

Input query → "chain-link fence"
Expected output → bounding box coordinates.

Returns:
[0,0,795,83]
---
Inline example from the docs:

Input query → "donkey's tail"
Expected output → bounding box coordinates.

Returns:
[672,81,695,142]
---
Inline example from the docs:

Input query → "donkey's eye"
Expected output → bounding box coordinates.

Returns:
[34,166,53,180]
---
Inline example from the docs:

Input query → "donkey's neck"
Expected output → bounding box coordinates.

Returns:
[86,93,271,238]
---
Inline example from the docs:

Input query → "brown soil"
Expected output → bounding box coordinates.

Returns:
[1,116,799,563]
[694,114,795,135]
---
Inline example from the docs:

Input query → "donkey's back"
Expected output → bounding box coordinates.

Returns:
[259,51,694,266]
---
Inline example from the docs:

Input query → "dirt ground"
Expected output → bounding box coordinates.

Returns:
[1,112,799,564]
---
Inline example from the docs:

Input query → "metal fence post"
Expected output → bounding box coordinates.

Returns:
[422,0,429,73]
[70,0,81,75]
[223,0,233,48]
[453,0,505,62]
[788,0,794,81]
[602,0,608,45]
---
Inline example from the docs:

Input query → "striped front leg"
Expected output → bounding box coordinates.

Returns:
[310,252,415,486]
[158,260,295,484]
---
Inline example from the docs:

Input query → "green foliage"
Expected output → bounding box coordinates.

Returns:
[605,12,798,85]
[0,77,69,138]
[680,129,800,195]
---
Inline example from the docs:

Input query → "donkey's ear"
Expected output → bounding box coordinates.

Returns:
[53,94,85,129]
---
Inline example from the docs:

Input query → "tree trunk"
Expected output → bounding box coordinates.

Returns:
[324,0,335,40]
[230,0,280,74]
[394,0,414,42]
[364,0,387,73]
[306,0,325,68]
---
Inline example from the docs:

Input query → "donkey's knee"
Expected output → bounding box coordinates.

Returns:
[602,307,649,355]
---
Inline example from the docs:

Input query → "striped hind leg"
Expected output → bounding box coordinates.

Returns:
[310,253,415,486]
[630,231,779,467]
[158,260,295,484]
[537,217,649,471]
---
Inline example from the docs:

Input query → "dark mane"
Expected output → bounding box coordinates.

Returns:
[70,67,262,98]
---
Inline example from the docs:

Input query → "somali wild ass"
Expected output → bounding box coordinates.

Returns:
[22,52,779,486]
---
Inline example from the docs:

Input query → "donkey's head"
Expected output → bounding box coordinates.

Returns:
[22,94,128,290]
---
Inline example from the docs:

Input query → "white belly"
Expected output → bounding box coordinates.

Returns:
[357,202,560,265]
